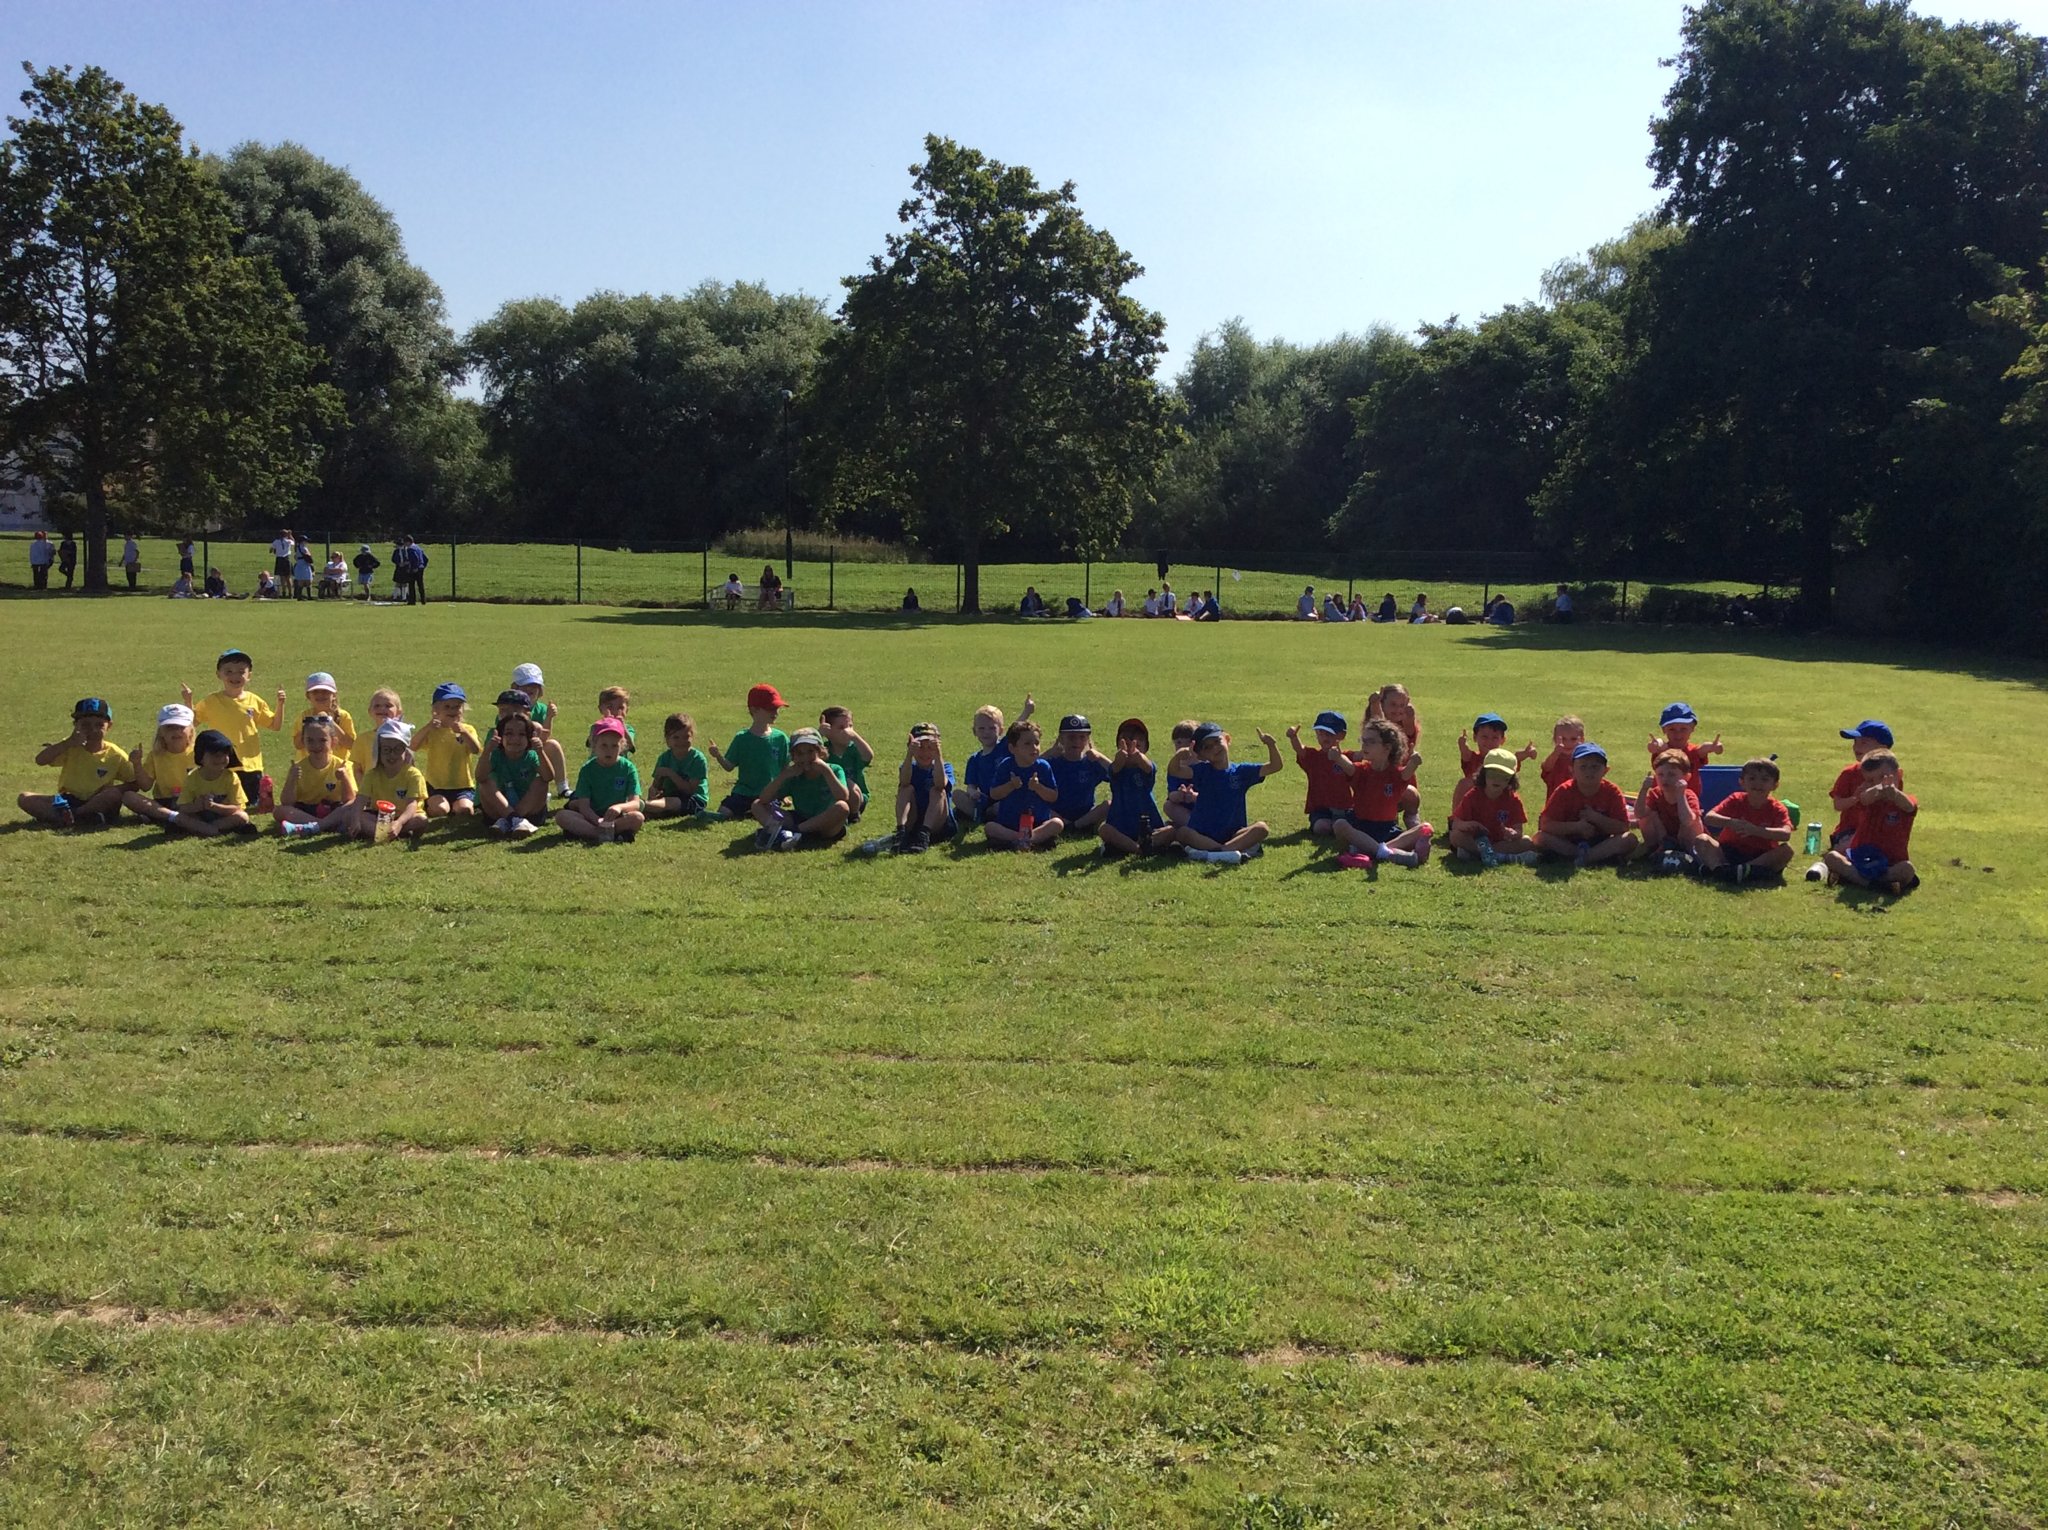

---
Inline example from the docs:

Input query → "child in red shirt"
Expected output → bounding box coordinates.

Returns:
[1635,747,1710,870]
[1333,718,1434,868]
[1288,710,1354,840]
[1646,701,1723,794]
[1822,749,1918,892]
[1698,757,1794,882]
[1538,715,1586,794]
[1536,742,1638,867]
[1453,712,1537,821]
[1448,748,1540,866]
[1365,684,1425,827]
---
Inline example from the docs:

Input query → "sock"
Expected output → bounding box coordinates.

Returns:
[1381,847,1420,868]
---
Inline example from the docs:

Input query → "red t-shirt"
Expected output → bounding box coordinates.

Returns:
[1650,738,1712,792]
[1541,779,1631,831]
[1639,785,1702,838]
[1539,753,1573,792]
[1349,760,1406,823]
[1295,747,1351,814]
[1457,785,1526,842]
[1712,792,1790,854]
[1850,793,1917,862]
[1830,762,1906,840]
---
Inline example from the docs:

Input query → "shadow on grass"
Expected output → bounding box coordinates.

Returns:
[1466,622,2048,692]
[579,609,974,635]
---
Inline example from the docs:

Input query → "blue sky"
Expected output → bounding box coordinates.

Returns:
[18,1,2048,381]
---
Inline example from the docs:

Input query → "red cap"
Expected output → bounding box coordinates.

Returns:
[746,683,786,711]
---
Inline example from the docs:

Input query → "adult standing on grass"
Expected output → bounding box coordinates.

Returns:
[27,529,53,588]
[270,529,295,585]
[120,533,140,589]
[57,531,78,589]
[352,544,379,600]
[395,536,428,604]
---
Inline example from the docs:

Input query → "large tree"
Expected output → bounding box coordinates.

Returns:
[1643,0,2048,623]
[465,283,828,544]
[0,64,335,587]
[210,141,470,535]
[806,136,1174,612]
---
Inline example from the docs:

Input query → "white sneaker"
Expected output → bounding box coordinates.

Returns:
[509,817,537,838]
[774,829,801,851]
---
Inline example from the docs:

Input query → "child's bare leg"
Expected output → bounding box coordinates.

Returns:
[1583,831,1638,865]
[1165,799,1192,829]
[425,793,450,819]
[1223,822,1268,853]
[274,805,320,834]
[510,781,549,821]
[1534,831,1581,858]
[1882,858,1917,890]
[1028,815,1064,847]
[984,821,1021,846]
[1638,816,1668,855]
[479,787,512,821]
[544,740,569,790]
[1696,840,1729,870]
[1099,821,1139,853]
[448,793,477,820]
[799,802,849,839]
[1747,843,1794,876]
[610,808,647,833]
[555,803,602,840]
[1071,802,1107,832]
[1175,826,1225,852]
[896,786,918,830]
[1332,818,1377,852]
[922,792,951,832]
[1400,784,1421,828]
[642,793,678,819]
[18,793,62,823]
[1821,848,1860,885]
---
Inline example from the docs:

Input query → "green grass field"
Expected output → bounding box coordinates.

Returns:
[1,598,2042,1525]
[0,531,1753,620]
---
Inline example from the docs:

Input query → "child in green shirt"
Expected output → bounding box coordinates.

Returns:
[710,682,790,818]
[646,713,711,818]
[751,727,849,851]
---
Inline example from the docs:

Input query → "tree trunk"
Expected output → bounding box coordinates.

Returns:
[1796,491,1834,628]
[960,527,981,615]
[83,477,111,592]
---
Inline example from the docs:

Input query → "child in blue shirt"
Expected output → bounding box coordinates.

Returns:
[1168,721,1282,865]
[894,721,956,853]
[952,693,1032,824]
[985,718,1061,852]
[1100,717,1169,859]
[1045,713,1112,834]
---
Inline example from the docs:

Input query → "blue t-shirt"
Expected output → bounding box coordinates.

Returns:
[963,742,1009,800]
[1046,752,1110,820]
[1187,760,1266,840]
[909,759,956,822]
[991,755,1056,831]
[1107,760,1160,833]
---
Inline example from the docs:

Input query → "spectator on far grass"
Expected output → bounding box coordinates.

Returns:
[27,530,53,589]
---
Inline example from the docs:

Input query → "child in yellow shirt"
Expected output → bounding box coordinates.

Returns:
[347,721,429,841]
[414,682,482,822]
[183,648,285,807]
[293,672,356,762]
[276,714,357,837]
[124,703,196,816]
[351,689,402,777]
[160,730,253,837]
[20,697,133,827]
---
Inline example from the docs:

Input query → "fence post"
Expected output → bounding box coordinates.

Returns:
[576,541,583,605]
[955,562,962,614]
[1084,558,1091,609]
[701,548,708,608]
[450,537,457,601]
[1620,577,1629,619]
[1215,562,1223,602]
[1347,576,1355,607]
[829,545,836,609]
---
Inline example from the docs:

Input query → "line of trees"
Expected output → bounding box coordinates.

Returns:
[4,1,2047,641]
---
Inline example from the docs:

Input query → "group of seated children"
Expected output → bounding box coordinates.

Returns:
[16,652,1920,890]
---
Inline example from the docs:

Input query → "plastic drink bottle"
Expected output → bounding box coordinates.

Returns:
[1805,822,1823,855]
[1018,810,1034,840]
[373,800,396,844]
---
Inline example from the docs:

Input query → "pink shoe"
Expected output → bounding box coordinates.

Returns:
[1336,851,1375,870]
[1412,824,1435,861]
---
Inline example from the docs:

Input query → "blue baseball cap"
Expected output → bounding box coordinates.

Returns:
[216,648,253,667]
[72,696,111,720]
[1572,742,1609,762]
[432,682,466,704]
[1192,722,1226,749]
[1840,720,1894,746]
[1659,702,1697,726]
[1849,844,1891,881]
[1473,712,1506,730]
[1313,710,1347,735]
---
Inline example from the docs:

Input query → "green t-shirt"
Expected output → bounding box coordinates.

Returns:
[528,698,554,728]
[827,740,870,796]
[653,747,709,807]
[788,761,848,819]
[725,728,789,796]
[489,746,542,803]
[573,757,642,815]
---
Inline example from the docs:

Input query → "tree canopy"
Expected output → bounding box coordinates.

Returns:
[805,135,1175,612]
[0,64,335,585]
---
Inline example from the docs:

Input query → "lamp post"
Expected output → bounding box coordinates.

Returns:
[780,388,795,581]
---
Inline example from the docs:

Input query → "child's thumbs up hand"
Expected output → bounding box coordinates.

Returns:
[179,682,193,705]
[276,689,287,708]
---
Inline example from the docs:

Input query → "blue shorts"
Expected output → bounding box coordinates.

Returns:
[721,791,756,817]
[1309,807,1345,831]
[432,786,477,804]
[1348,816,1399,842]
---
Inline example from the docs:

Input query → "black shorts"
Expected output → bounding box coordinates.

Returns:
[1348,816,1400,842]
[1309,808,1344,832]
[236,769,265,802]
[721,792,756,817]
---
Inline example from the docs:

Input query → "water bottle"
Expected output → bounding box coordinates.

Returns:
[1018,810,1035,841]
[373,800,396,845]
[1804,821,1822,856]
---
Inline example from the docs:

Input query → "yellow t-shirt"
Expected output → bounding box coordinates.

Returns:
[178,766,248,810]
[139,745,196,801]
[294,706,357,761]
[56,742,134,797]
[411,721,481,790]
[349,727,393,777]
[193,690,277,772]
[284,756,355,808]
[357,763,428,807]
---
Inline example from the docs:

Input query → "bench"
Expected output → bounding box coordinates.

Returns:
[707,584,795,611]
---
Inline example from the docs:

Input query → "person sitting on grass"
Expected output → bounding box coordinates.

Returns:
[274,714,356,837]
[985,718,1063,853]
[1635,748,1711,872]
[1535,742,1639,868]
[557,718,645,844]
[1046,714,1112,835]
[20,697,133,828]
[1447,749,1541,866]
[951,694,1032,827]
[1332,718,1434,869]
[1697,756,1795,883]
[1287,710,1353,843]
[894,721,955,853]
[1019,585,1047,616]
[1646,701,1722,797]
[1100,717,1170,859]
[203,568,229,599]
[124,703,196,821]
[821,705,875,822]
[645,713,711,820]
[751,727,849,851]
[1820,749,1918,893]
[183,647,286,810]
[711,683,791,820]
[1168,721,1282,865]
[1809,720,1901,880]
[1453,713,1536,824]
[1538,715,1588,795]
[347,721,429,842]
[507,664,570,793]
[478,712,553,837]
[151,730,257,837]
[415,683,483,825]
[585,685,637,758]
